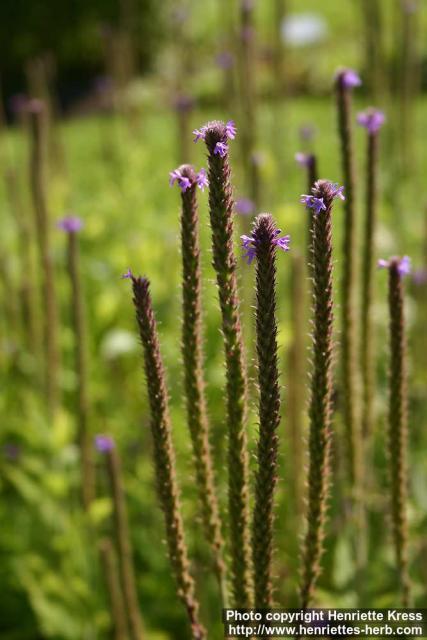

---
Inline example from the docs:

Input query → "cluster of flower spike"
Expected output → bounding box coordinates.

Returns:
[169,167,208,193]
[192,120,237,157]
[300,183,345,214]
[241,228,291,265]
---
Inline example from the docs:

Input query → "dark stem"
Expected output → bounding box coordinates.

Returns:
[360,133,378,439]
[99,537,130,640]
[252,213,281,609]
[336,76,361,488]
[132,277,206,639]
[178,165,228,606]
[204,121,252,607]
[387,262,411,607]
[300,180,335,609]
[106,446,144,640]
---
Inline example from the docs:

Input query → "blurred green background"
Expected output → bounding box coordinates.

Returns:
[1,1,427,638]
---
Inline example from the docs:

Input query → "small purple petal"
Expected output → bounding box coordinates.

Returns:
[57,215,83,233]
[177,177,191,192]
[225,120,237,140]
[193,127,207,143]
[196,168,209,191]
[398,256,411,276]
[240,234,253,249]
[273,234,291,252]
[169,169,181,186]
[121,268,133,279]
[300,195,326,215]
[95,435,115,453]
[330,183,346,201]
[214,142,228,157]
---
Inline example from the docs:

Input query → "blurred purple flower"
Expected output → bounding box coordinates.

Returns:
[337,68,362,89]
[357,108,386,134]
[121,268,133,280]
[241,25,255,42]
[9,93,29,115]
[57,215,83,233]
[378,256,411,276]
[295,152,312,167]
[299,123,316,142]
[235,198,255,216]
[3,443,21,461]
[412,268,427,286]
[26,98,45,114]
[95,434,115,453]
[172,94,195,113]
[94,75,113,95]
[215,51,234,70]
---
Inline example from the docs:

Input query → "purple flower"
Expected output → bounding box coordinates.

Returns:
[172,94,195,113]
[9,93,29,115]
[295,152,312,167]
[3,443,21,461]
[241,234,257,265]
[235,198,255,216]
[301,182,345,214]
[300,195,327,215]
[337,68,362,89]
[193,126,207,142]
[241,229,290,265]
[378,256,411,277]
[195,168,208,191]
[121,268,133,279]
[330,183,345,200]
[26,98,45,114]
[169,169,191,192]
[226,120,237,139]
[357,108,386,134]
[170,167,208,192]
[94,75,113,95]
[299,124,316,142]
[193,119,237,145]
[57,215,84,233]
[214,142,228,157]
[412,268,427,286]
[215,51,234,69]
[94,434,115,453]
